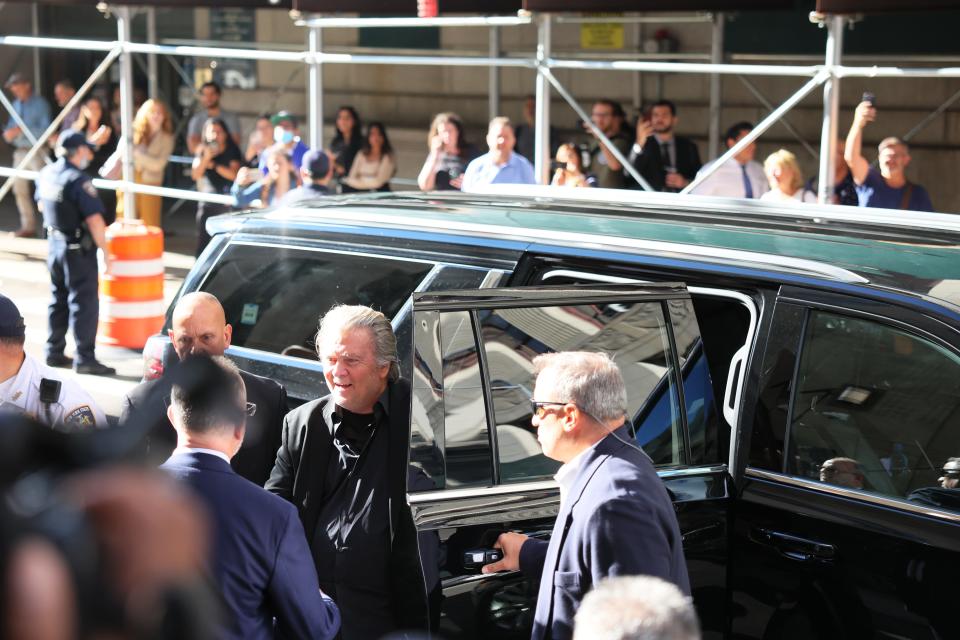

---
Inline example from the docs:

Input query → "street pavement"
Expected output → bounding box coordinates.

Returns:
[0,196,197,419]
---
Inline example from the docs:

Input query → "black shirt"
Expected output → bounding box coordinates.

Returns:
[311,398,395,640]
[202,144,243,195]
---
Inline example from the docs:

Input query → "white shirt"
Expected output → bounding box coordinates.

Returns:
[554,446,592,509]
[760,187,818,203]
[0,353,107,429]
[173,446,232,465]
[690,158,769,199]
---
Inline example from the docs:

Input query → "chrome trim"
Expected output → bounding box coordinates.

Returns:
[478,268,507,289]
[540,270,757,472]
[224,344,324,371]
[225,238,438,266]
[745,467,960,524]
[408,465,728,505]
[271,209,870,285]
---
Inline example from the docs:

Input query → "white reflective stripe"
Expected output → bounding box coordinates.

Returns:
[99,299,166,319]
[108,258,164,278]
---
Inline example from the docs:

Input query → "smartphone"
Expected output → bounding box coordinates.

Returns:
[862,91,876,107]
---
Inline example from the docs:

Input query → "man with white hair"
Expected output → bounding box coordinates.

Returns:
[483,351,690,640]
[266,304,429,640]
[573,575,701,640]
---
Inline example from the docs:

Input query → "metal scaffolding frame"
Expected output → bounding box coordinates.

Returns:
[2,7,960,216]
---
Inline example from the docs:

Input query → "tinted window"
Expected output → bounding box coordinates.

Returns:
[788,311,960,513]
[200,243,432,358]
[479,300,682,483]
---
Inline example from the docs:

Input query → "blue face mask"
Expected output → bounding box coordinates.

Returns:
[274,126,295,145]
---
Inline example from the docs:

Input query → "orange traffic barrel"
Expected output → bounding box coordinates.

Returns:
[98,221,165,349]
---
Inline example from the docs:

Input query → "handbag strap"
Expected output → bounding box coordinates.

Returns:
[899,182,914,210]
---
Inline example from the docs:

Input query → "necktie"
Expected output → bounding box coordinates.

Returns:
[741,164,754,198]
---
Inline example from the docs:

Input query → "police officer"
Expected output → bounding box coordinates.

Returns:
[36,130,115,375]
[0,294,107,429]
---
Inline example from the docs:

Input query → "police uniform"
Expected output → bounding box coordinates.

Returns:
[0,352,106,429]
[36,130,109,372]
[0,294,106,429]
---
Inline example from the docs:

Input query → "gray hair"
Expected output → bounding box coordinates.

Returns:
[315,304,399,382]
[533,351,627,424]
[573,576,701,640]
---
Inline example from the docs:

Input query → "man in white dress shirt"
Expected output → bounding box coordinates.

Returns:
[690,121,768,200]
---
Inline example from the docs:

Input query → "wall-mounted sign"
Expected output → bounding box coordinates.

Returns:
[580,19,624,50]
[210,8,257,90]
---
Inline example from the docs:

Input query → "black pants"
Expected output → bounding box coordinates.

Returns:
[46,236,99,365]
[195,201,231,258]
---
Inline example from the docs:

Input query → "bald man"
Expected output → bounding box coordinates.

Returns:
[121,292,288,485]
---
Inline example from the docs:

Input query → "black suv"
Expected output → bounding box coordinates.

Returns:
[148,190,960,639]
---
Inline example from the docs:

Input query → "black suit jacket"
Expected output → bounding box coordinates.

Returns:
[630,135,702,191]
[518,427,690,640]
[161,452,340,640]
[265,378,429,635]
[121,368,288,486]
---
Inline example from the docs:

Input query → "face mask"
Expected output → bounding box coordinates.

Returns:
[274,126,294,145]
[74,154,90,170]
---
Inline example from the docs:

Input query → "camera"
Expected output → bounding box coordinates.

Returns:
[862,91,876,107]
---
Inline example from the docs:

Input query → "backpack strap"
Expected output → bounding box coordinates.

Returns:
[899,182,914,210]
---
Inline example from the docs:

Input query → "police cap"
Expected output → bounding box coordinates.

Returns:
[943,458,960,476]
[57,130,94,153]
[0,295,26,338]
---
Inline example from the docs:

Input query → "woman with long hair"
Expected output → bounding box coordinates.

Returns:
[330,105,363,184]
[192,118,243,256]
[551,143,593,188]
[116,98,174,226]
[760,149,816,203]
[417,112,477,191]
[342,122,396,193]
[231,145,298,210]
[73,95,118,220]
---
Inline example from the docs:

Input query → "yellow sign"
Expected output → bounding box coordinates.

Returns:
[581,23,624,50]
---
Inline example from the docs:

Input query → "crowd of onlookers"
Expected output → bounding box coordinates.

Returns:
[3,73,935,256]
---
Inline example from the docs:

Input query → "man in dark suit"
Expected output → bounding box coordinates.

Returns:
[628,100,702,192]
[160,355,339,640]
[266,304,430,640]
[483,351,690,640]
[121,292,287,485]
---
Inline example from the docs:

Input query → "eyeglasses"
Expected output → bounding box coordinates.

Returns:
[530,400,569,418]
[245,402,257,417]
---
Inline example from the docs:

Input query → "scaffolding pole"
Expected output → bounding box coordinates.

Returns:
[308,25,323,150]
[818,15,845,204]
[534,14,551,185]
[489,25,501,122]
[708,13,724,160]
[117,5,136,220]
[147,7,158,99]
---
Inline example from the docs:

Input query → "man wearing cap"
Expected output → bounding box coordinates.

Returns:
[280,149,333,205]
[3,73,52,237]
[0,294,106,429]
[845,100,934,211]
[261,111,309,176]
[909,457,960,511]
[35,130,115,376]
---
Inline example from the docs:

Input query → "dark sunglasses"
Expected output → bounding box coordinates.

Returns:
[529,400,569,417]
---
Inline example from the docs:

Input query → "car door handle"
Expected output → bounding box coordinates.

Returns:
[751,528,836,564]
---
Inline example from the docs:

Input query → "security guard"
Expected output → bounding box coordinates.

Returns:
[0,294,107,429]
[36,129,115,376]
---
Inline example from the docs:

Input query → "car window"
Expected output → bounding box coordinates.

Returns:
[199,243,433,358]
[787,311,960,513]
[477,300,683,484]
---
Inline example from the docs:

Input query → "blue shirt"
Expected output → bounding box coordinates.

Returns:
[462,151,536,191]
[857,167,933,212]
[258,140,309,175]
[4,94,52,149]
[279,183,330,206]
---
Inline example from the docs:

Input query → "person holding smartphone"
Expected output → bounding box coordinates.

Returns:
[627,100,701,192]
[191,118,242,256]
[844,93,933,211]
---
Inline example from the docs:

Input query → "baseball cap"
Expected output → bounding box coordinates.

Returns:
[302,148,330,178]
[0,295,26,338]
[57,130,94,152]
[270,110,297,126]
[4,72,29,87]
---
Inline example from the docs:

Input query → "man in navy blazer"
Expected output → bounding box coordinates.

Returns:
[160,355,339,640]
[483,351,690,640]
